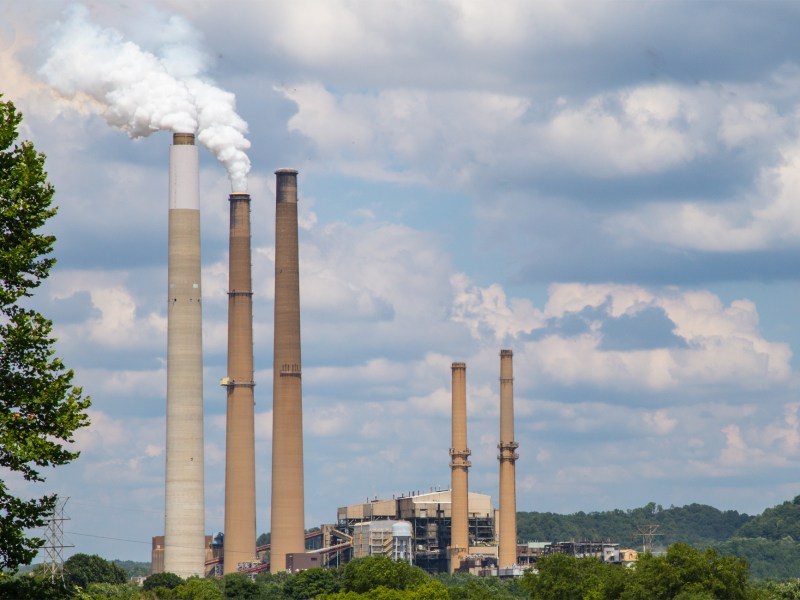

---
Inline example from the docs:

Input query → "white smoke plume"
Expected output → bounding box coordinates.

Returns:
[40,5,251,192]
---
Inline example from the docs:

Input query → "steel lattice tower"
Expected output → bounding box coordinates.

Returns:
[41,497,72,582]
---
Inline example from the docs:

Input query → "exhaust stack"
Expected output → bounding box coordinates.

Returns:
[164,132,206,578]
[270,169,305,571]
[449,362,471,573]
[498,349,519,569]
[222,192,257,573]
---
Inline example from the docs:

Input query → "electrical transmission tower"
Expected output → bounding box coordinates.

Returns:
[41,496,73,582]
[636,524,661,554]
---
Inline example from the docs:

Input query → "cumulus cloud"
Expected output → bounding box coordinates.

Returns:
[452,281,791,390]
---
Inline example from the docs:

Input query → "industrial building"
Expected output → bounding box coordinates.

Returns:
[337,490,496,573]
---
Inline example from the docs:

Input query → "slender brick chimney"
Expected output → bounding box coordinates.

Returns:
[498,349,519,569]
[222,192,257,573]
[269,169,305,571]
[449,362,470,573]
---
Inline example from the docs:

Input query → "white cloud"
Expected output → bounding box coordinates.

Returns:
[451,281,791,390]
[451,273,543,341]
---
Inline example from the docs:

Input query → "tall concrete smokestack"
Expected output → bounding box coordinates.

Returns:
[270,169,305,572]
[449,362,471,573]
[222,192,257,574]
[164,132,205,578]
[498,349,518,569]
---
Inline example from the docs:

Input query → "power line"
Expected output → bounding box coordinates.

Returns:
[65,531,151,546]
[65,531,210,552]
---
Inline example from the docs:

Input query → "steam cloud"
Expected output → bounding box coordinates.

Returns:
[40,5,251,192]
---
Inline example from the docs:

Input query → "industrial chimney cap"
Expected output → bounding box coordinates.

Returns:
[173,132,195,145]
[275,168,299,175]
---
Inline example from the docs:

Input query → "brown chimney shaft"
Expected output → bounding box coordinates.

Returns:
[498,349,519,568]
[449,362,470,573]
[222,192,257,573]
[270,169,305,572]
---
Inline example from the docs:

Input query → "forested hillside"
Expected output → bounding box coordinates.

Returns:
[517,501,752,548]
[517,497,800,580]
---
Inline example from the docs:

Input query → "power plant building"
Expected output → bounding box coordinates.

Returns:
[337,490,496,573]
[352,520,413,564]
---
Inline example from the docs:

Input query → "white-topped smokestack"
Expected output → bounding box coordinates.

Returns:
[164,132,205,578]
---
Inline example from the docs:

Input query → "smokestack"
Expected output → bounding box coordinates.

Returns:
[449,362,470,573]
[222,192,257,573]
[164,132,205,578]
[270,169,305,572]
[498,349,518,569]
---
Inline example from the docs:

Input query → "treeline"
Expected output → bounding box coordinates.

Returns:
[517,501,752,548]
[519,496,800,580]
[6,550,800,599]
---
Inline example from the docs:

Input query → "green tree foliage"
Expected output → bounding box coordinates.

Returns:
[517,502,751,549]
[715,537,800,580]
[0,571,71,599]
[759,578,800,600]
[621,543,752,600]
[0,96,91,570]
[519,543,755,600]
[221,572,259,599]
[173,576,223,600]
[64,553,128,589]
[734,497,800,541]
[143,572,184,591]
[341,556,427,593]
[113,560,152,579]
[319,580,449,600]
[257,532,271,547]
[284,567,340,599]
[84,581,142,599]
[521,553,628,600]
[437,571,527,600]
[253,569,292,599]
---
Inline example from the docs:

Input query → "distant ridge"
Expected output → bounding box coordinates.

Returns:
[517,496,800,579]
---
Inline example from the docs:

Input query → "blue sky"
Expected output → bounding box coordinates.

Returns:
[3,0,800,562]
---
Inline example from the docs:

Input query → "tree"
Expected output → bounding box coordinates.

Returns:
[621,544,752,600]
[143,571,184,591]
[64,553,127,589]
[222,572,259,600]
[284,567,340,599]
[0,571,71,599]
[174,576,224,600]
[0,96,91,570]
[342,556,427,594]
